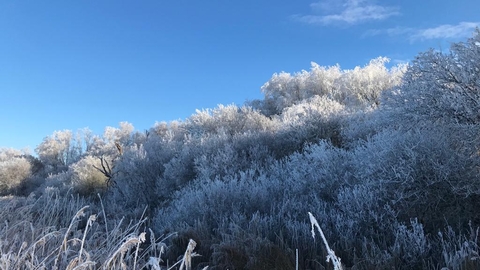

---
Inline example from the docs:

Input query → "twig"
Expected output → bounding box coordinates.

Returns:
[308,212,343,270]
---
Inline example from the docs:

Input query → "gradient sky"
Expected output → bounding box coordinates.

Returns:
[1,0,479,151]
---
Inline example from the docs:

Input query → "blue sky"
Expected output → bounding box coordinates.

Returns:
[1,0,479,151]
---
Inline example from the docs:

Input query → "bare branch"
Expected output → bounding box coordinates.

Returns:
[93,156,116,187]
[115,142,123,156]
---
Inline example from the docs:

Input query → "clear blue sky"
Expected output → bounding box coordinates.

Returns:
[1,0,479,151]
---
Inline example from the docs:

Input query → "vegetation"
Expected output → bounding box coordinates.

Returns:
[1,30,479,269]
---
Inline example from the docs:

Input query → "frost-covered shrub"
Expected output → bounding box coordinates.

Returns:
[154,141,356,268]
[70,155,108,196]
[0,149,32,195]
[105,114,273,211]
[150,120,188,142]
[194,131,275,181]
[108,134,181,209]
[150,120,479,268]
[349,125,480,229]
[159,138,201,197]
[154,174,318,268]
[383,29,480,125]
[260,69,309,114]
[340,107,386,147]
[278,95,347,147]
[333,184,396,249]
[391,219,431,267]
[186,104,274,136]
[343,32,480,142]
[155,170,285,267]
[438,224,480,270]
[281,95,345,121]
[99,122,135,154]
[39,170,73,194]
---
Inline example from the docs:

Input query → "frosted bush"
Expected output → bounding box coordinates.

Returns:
[333,185,396,247]
[0,155,32,194]
[338,57,406,107]
[391,218,431,266]
[439,224,480,270]
[280,95,345,123]
[70,155,108,195]
[186,104,274,136]
[383,29,480,125]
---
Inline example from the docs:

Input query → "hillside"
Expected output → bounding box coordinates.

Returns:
[0,31,479,269]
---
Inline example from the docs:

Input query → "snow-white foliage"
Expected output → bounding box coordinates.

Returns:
[35,128,100,172]
[383,29,480,124]
[280,95,345,123]
[70,155,108,195]
[103,122,134,144]
[186,104,274,136]
[154,141,353,266]
[151,120,187,142]
[31,123,141,197]
[36,130,76,170]
[0,148,32,193]
[89,121,135,156]
[0,148,26,160]
[259,57,406,115]
[339,57,405,107]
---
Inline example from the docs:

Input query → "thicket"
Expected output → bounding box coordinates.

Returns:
[1,30,479,269]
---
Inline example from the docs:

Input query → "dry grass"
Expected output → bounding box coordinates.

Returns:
[0,190,157,269]
[0,189,209,270]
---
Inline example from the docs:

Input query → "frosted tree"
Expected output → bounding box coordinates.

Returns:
[87,122,135,157]
[260,71,295,114]
[35,128,96,172]
[78,127,94,153]
[339,57,406,107]
[384,29,480,124]
[102,122,134,153]
[259,57,405,115]
[307,63,342,100]
[79,122,137,191]
[36,130,75,170]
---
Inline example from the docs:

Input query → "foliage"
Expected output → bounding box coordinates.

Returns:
[257,56,405,115]
[0,148,32,195]
[35,130,81,171]
[383,29,480,125]
[70,155,109,196]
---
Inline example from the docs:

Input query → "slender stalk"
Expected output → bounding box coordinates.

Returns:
[308,212,343,270]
